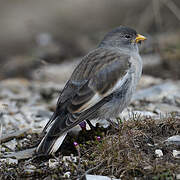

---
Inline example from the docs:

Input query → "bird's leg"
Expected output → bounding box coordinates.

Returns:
[106,118,119,129]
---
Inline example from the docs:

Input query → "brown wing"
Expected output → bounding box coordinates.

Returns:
[60,48,130,111]
[43,48,131,134]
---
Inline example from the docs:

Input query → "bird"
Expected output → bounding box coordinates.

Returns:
[36,26,146,155]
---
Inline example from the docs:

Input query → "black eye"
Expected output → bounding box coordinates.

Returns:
[125,34,131,39]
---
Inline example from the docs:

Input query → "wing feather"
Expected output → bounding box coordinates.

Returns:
[43,48,131,136]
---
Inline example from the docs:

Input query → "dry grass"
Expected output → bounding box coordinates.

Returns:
[0,115,179,179]
[80,115,180,179]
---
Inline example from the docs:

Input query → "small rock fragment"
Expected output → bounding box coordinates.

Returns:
[85,174,120,180]
[0,147,6,152]
[0,128,30,143]
[63,155,77,167]
[176,174,180,180]
[63,171,71,178]
[48,158,59,168]
[144,165,152,170]
[63,155,77,163]
[4,138,17,151]
[155,149,163,157]
[27,134,32,139]
[165,135,180,145]
[0,158,18,164]
[173,150,180,158]
[24,164,36,173]
[3,147,35,160]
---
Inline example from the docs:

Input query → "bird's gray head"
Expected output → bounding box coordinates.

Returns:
[99,26,146,52]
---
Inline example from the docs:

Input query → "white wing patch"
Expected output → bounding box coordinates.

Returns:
[74,93,102,113]
[102,72,129,97]
[112,72,129,92]
[74,72,130,113]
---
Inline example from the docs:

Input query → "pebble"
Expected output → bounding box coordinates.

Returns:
[63,171,71,178]
[48,158,59,168]
[4,138,17,151]
[176,174,180,180]
[3,148,36,160]
[165,135,180,145]
[62,155,78,167]
[172,150,180,158]
[144,165,153,170]
[85,174,120,180]
[155,149,163,157]
[24,164,36,173]
[63,155,77,163]
[0,158,18,164]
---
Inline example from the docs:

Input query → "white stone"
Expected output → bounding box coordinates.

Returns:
[173,150,180,158]
[86,174,120,180]
[63,155,77,163]
[4,139,17,151]
[155,149,163,157]
[24,164,36,173]
[0,158,18,164]
[63,171,71,178]
[48,158,59,168]
[0,147,6,152]
[147,143,154,147]
[165,135,180,145]
[144,165,152,170]
[176,174,180,180]
[3,147,36,160]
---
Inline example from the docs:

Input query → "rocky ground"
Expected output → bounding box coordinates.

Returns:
[0,52,180,179]
[0,1,180,179]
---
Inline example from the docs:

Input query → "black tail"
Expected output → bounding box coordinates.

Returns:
[36,114,67,155]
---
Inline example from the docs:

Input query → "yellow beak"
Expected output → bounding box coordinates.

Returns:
[135,34,147,43]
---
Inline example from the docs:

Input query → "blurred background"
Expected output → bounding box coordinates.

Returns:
[0,0,180,81]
